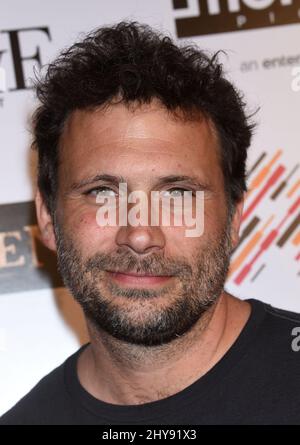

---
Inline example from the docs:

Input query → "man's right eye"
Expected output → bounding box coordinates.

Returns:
[84,186,117,197]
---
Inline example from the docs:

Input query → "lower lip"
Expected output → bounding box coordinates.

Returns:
[107,271,173,286]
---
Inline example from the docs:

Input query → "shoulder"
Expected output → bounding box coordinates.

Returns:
[254,298,300,334]
[263,301,300,324]
[248,297,300,325]
[247,298,300,369]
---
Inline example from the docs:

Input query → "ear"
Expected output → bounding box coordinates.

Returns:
[230,197,244,250]
[35,189,57,252]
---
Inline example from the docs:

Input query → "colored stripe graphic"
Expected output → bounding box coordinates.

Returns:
[287,179,300,198]
[271,164,299,200]
[228,216,273,278]
[242,165,285,223]
[245,149,282,199]
[277,213,300,247]
[251,263,266,282]
[236,216,260,250]
[292,231,300,247]
[247,152,266,177]
[235,197,300,285]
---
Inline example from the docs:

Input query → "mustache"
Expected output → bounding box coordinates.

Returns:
[55,228,193,278]
[85,249,193,277]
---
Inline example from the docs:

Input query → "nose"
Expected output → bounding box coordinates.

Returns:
[115,225,166,256]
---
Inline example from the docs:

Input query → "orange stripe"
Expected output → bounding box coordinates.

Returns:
[292,231,300,247]
[228,232,262,278]
[228,215,274,278]
[246,149,282,198]
[287,179,300,198]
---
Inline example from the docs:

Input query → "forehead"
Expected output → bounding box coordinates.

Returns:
[59,101,223,187]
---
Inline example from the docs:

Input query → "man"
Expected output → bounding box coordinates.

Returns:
[1,21,300,425]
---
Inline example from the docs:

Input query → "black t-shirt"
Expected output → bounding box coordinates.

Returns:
[1,298,300,425]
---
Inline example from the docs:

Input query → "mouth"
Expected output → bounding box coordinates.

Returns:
[105,270,174,287]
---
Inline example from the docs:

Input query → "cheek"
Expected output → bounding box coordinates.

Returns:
[63,207,118,253]
[203,197,228,234]
[163,226,204,259]
[163,199,227,255]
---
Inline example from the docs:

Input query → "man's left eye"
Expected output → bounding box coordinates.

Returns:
[163,188,193,197]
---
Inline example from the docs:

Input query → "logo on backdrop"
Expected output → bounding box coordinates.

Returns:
[173,0,300,37]
[0,26,51,106]
[0,201,63,294]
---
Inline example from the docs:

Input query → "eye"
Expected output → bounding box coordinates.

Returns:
[163,188,195,198]
[85,186,117,198]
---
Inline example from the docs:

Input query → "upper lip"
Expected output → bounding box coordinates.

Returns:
[106,270,172,277]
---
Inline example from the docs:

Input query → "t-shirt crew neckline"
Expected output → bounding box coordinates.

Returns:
[64,298,266,423]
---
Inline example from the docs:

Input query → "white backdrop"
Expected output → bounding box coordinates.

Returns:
[0,0,299,415]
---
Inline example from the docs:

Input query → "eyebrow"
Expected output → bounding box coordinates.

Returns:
[156,175,211,190]
[69,173,211,192]
[70,174,126,191]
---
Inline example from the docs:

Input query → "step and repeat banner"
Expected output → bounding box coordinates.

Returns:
[0,0,299,414]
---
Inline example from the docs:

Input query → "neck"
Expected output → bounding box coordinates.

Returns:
[77,291,251,405]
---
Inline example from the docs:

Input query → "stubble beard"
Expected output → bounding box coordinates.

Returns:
[54,218,233,347]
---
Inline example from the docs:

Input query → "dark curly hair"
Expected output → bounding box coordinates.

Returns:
[32,21,255,218]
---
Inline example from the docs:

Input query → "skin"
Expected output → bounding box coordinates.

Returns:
[35,99,251,405]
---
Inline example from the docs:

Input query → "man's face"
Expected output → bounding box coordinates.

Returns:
[38,101,241,347]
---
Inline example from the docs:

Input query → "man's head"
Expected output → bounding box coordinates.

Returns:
[33,22,254,347]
